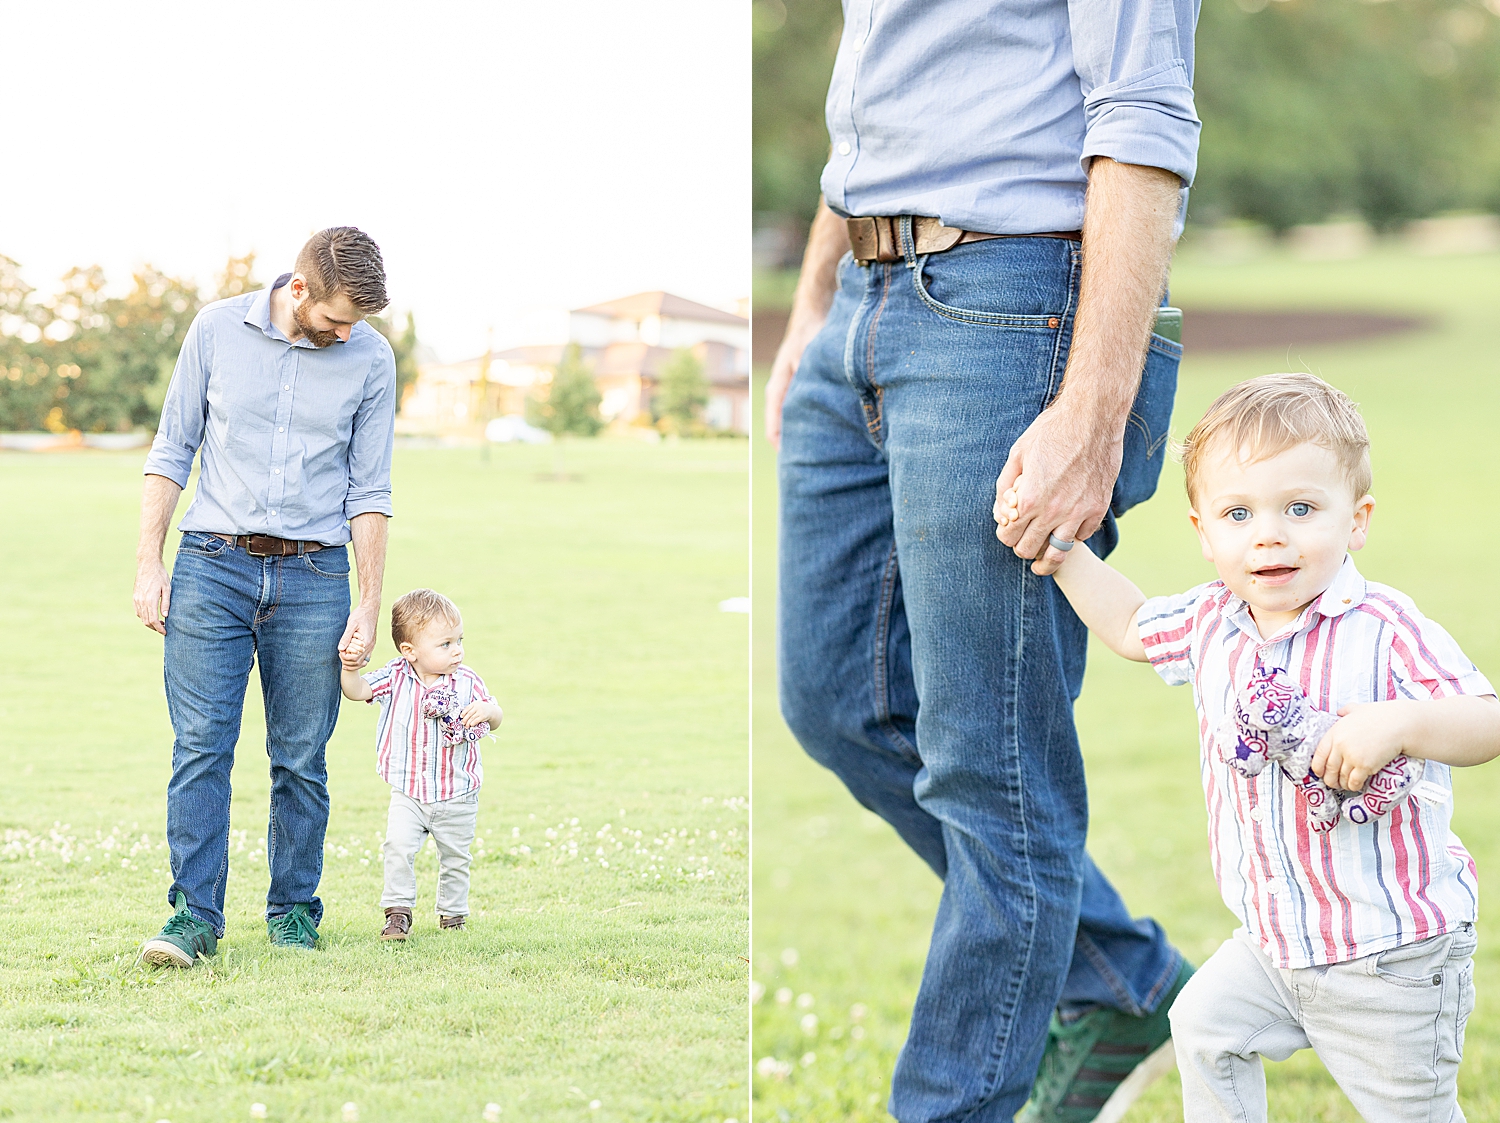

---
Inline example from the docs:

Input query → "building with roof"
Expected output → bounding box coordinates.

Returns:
[399,292,749,435]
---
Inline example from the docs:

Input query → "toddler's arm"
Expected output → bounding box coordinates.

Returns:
[339,645,374,702]
[1051,544,1150,663]
[460,699,503,728]
[997,475,1147,661]
[1313,695,1500,792]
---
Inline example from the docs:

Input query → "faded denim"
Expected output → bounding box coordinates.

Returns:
[778,228,1184,1122]
[163,531,349,936]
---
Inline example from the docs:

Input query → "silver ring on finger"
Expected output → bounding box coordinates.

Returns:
[1048,533,1076,553]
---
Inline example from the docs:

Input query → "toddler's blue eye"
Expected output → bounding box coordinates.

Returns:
[1288,502,1311,517]
[1229,508,1250,523]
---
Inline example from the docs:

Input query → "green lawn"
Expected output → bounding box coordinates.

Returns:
[751,246,1500,1121]
[0,438,748,1123]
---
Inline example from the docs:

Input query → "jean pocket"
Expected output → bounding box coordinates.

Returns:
[1372,933,1454,988]
[1112,340,1179,517]
[302,547,350,579]
[178,531,227,557]
[908,251,1066,328]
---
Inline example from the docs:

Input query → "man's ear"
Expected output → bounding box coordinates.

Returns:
[288,273,308,302]
[1348,494,1376,552]
[1188,508,1214,563]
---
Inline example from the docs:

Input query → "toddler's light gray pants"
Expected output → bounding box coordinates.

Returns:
[381,788,478,917]
[1171,924,1476,1122]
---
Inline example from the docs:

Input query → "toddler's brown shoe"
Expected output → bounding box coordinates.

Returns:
[439,914,466,930]
[381,906,413,941]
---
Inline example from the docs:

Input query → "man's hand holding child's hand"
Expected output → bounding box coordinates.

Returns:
[338,640,367,672]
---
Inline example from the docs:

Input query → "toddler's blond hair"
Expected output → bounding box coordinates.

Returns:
[390,588,462,650]
[1179,373,1372,506]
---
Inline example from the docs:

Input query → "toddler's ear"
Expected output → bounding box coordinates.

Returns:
[1187,508,1214,563]
[1347,494,1376,552]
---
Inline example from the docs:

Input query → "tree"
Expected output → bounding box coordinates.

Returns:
[527,343,603,438]
[370,311,421,407]
[654,348,710,435]
[216,254,262,301]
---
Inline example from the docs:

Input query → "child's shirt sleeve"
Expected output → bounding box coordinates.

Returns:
[1381,597,1495,701]
[362,661,397,705]
[1135,584,1214,688]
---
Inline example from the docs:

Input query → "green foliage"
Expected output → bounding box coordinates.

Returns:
[1192,0,1500,231]
[654,348,711,435]
[527,342,603,438]
[215,253,263,301]
[752,0,1500,234]
[0,257,201,433]
[0,440,748,1121]
[752,0,842,227]
[369,312,421,406]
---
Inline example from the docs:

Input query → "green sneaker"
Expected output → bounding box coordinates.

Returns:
[266,903,319,950]
[140,892,218,968]
[1018,960,1194,1123]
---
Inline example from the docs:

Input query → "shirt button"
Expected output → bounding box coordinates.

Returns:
[1264,878,1281,896]
[283,385,290,391]
[274,468,281,474]
[837,141,852,156]
[269,509,277,515]
[278,427,285,433]
[1249,806,1264,823]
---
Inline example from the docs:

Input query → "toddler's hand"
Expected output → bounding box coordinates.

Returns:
[1312,702,1407,792]
[993,473,1024,536]
[338,640,367,671]
[460,701,488,728]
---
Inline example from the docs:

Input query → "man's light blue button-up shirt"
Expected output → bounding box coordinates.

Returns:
[821,0,1202,236]
[143,275,396,546]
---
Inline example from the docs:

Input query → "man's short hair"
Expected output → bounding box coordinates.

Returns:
[390,588,461,650]
[1179,372,1372,506]
[295,227,388,314]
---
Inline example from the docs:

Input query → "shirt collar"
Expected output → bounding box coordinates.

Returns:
[1224,555,1368,644]
[244,273,304,346]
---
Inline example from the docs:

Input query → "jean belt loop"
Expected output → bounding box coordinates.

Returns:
[898,215,917,269]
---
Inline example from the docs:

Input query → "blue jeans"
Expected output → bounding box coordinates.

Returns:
[162,531,349,935]
[777,228,1184,1123]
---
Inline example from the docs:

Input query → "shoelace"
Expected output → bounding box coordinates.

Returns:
[160,910,201,937]
[270,908,317,944]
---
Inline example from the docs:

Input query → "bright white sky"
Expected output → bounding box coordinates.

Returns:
[1,1,748,362]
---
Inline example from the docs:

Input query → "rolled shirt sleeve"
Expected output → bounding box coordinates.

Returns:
[1069,0,1202,186]
[344,338,396,520]
[1136,582,1216,687]
[142,310,212,487]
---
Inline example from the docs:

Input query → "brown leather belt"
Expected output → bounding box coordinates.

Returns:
[214,533,324,556]
[848,215,1082,265]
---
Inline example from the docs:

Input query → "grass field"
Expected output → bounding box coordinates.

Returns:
[0,438,748,1123]
[751,246,1500,1121]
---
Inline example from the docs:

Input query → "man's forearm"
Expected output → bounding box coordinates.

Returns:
[138,474,184,566]
[348,513,389,609]
[1053,157,1182,424]
[786,199,848,335]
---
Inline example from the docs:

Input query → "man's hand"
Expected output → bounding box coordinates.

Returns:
[995,408,1125,574]
[994,157,1182,576]
[765,198,849,448]
[133,560,172,635]
[338,604,378,669]
[135,473,184,637]
[1312,702,1410,792]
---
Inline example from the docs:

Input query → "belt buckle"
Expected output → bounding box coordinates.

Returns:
[246,534,279,557]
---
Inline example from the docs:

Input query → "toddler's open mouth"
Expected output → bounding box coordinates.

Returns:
[1252,564,1299,584]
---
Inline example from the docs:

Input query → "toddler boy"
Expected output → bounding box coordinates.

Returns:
[997,372,1496,1121]
[340,588,502,939]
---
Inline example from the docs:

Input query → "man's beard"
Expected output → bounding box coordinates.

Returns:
[293,300,341,348]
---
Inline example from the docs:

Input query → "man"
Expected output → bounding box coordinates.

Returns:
[132,227,396,964]
[767,2,1201,1121]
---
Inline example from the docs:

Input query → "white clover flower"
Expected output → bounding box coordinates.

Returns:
[850,1002,868,1021]
[796,993,814,1009]
[341,1105,359,1123]
[800,1014,819,1035]
[483,1104,502,1122]
[775,987,793,1006]
[801,1052,817,1067]
[750,981,765,1004]
[780,947,799,967]
[250,1105,268,1120]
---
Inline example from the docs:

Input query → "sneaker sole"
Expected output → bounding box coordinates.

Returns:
[1093,1038,1177,1123]
[139,940,196,968]
[380,931,409,941]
